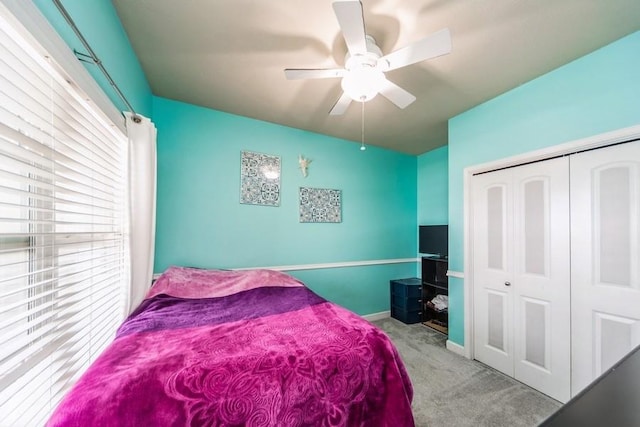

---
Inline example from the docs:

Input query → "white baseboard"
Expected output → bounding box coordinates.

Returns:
[446,339,466,357]
[362,311,390,321]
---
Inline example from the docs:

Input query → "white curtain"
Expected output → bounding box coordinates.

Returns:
[126,112,157,313]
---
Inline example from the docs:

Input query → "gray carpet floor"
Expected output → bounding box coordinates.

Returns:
[373,318,561,427]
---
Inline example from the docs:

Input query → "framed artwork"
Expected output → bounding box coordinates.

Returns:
[240,151,281,206]
[299,187,342,223]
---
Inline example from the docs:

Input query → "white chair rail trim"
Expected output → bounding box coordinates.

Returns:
[152,257,419,280]
[447,270,464,279]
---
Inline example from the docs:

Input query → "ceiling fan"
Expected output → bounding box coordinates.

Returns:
[284,0,452,115]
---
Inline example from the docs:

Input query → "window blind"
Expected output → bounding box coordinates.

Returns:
[0,7,129,426]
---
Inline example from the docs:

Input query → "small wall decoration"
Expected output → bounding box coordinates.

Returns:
[299,187,342,223]
[240,151,281,206]
[298,155,312,178]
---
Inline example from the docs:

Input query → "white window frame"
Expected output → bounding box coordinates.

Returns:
[0,1,131,424]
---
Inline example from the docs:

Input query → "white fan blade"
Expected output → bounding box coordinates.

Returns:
[284,68,345,80]
[329,92,352,115]
[379,28,451,71]
[332,0,367,56]
[379,79,416,109]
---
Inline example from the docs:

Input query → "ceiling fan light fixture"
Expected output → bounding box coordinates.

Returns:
[341,65,385,102]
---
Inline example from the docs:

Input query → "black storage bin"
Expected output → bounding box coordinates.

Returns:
[390,306,423,324]
[390,278,423,324]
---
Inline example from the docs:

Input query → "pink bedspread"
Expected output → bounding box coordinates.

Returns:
[146,267,305,299]
[47,266,415,427]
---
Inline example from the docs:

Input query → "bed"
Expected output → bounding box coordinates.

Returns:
[47,266,415,426]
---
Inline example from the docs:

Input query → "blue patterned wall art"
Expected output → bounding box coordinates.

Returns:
[240,151,281,206]
[299,187,342,223]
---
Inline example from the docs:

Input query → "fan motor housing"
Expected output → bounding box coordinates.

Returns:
[344,35,383,70]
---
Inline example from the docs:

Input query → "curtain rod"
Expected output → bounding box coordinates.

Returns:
[51,0,141,123]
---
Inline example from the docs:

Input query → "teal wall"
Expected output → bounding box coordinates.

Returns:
[153,96,418,315]
[447,31,640,345]
[33,0,418,316]
[417,145,448,225]
[34,0,152,117]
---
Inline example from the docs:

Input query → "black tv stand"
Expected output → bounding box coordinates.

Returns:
[421,256,449,335]
[422,255,447,260]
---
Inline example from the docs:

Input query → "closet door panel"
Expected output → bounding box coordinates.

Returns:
[512,158,570,403]
[521,297,549,368]
[571,140,640,396]
[473,169,514,376]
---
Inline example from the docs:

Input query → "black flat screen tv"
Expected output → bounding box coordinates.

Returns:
[419,225,448,259]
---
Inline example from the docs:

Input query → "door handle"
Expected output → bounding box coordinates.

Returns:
[505,281,511,287]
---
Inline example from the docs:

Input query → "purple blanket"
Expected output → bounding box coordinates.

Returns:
[47,267,415,426]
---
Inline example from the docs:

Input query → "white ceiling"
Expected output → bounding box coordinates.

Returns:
[112,0,640,155]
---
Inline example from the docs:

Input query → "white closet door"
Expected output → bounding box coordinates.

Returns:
[571,140,640,396]
[512,158,570,403]
[473,157,570,402]
[473,167,514,376]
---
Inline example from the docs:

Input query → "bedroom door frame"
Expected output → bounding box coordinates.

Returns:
[462,124,640,361]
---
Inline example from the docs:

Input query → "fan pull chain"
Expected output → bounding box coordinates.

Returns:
[360,97,366,151]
